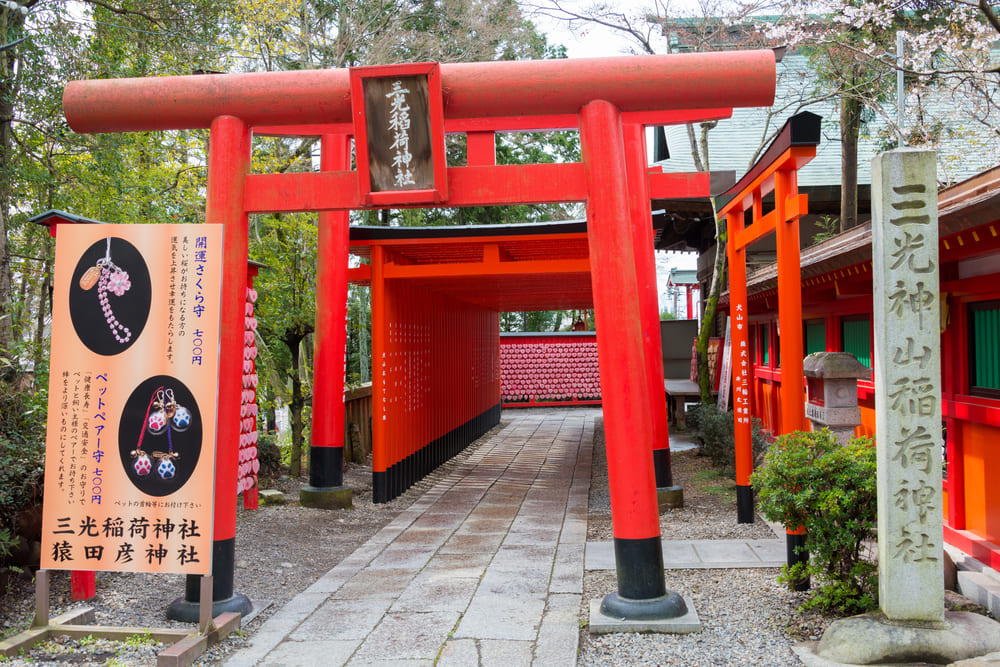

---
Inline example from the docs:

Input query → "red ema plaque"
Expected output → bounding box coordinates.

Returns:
[350,62,447,206]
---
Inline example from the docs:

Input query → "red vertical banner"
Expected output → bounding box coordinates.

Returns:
[41,223,224,575]
[726,209,755,523]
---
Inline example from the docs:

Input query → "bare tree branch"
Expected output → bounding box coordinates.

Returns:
[979,0,1000,35]
[82,0,164,25]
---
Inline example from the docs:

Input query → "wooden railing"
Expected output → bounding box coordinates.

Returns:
[344,383,373,463]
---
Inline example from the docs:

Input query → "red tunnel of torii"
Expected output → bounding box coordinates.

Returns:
[62,50,778,620]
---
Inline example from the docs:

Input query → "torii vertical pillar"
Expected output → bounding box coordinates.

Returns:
[623,121,680,509]
[725,209,755,523]
[168,115,252,620]
[302,134,353,510]
[581,100,692,627]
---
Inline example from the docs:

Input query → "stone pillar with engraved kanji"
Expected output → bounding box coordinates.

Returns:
[815,149,1000,667]
[872,149,943,621]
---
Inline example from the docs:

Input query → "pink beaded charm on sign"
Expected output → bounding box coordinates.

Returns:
[80,238,132,344]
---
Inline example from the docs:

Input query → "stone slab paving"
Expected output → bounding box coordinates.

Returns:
[226,408,788,666]
[225,408,598,667]
[585,537,786,571]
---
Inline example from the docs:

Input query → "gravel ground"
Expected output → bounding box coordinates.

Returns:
[0,413,987,665]
[580,419,820,666]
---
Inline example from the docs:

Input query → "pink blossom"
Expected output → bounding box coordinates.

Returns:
[108,270,131,296]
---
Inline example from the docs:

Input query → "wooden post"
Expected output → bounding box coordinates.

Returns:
[168,115,253,621]
[775,169,805,435]
[623,122,677,502]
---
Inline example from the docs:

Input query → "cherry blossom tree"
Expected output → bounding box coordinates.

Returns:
[768,0,1000,229]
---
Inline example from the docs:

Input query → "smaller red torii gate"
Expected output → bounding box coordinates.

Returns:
[63,51,778,622]
[718,112,820,526]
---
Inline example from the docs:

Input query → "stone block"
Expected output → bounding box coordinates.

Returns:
[657,485,684,511]
[957,571,1000,618]
[258,489,286,506]
[817,610,1000,665]
[299,485,352,510]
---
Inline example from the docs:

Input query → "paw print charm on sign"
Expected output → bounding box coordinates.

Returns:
[133,386,193,483]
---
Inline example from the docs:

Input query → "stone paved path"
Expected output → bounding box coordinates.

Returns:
[225,408,598,667]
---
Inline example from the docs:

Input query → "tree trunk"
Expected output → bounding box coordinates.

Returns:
[840,90,862,232]
[699,121,717,172]
[686,123,706,172]
[697,215,726,403]
[286,332,306,477]
[32,249,51,372]
[0,10,22,356]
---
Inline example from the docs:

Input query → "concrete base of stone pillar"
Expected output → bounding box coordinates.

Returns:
[796,610,1000,665]
[588,595,701,634]
[657,485,684,511]
[299,485,352,510]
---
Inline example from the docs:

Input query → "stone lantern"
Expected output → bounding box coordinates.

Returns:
[803,352,870,444]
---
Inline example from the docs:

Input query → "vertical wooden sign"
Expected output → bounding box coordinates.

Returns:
[350,62,447,206]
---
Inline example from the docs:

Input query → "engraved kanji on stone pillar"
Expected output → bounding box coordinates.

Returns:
[872,149,943,623]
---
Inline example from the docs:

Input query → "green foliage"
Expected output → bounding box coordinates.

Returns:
[687,402,769,478]
[123,631,156,648]
[810,215,840,245]
[499,311,567,333]
[752,429,878,615]
[0,376,47,562]
[255,433,283,481]
[659,309,678,320]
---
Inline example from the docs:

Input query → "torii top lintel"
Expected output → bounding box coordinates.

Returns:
[63,50,777,134]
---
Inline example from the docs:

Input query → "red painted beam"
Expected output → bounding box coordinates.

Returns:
[244,163,718,213]
[254,108,732,136]
[64,52,774,133]
[382,257,590,279]
[245,163,588,211]
[647,170,711,200]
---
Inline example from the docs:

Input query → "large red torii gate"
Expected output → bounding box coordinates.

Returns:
[64,51,777,621]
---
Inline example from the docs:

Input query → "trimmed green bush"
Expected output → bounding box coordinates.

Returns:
[752,428,878,614]
[256,434,283,481]
[687,402,769,478]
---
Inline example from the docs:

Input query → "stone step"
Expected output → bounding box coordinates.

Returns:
[957,570,1000,618]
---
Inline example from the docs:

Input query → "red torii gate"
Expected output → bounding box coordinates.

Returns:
[63,51,777,620]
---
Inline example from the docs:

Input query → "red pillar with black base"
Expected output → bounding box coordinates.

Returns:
[725,209,755,524]
[302,134,353,510]
[623,122,675,495]
[580,100,684,620]
[168,115,253,621]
